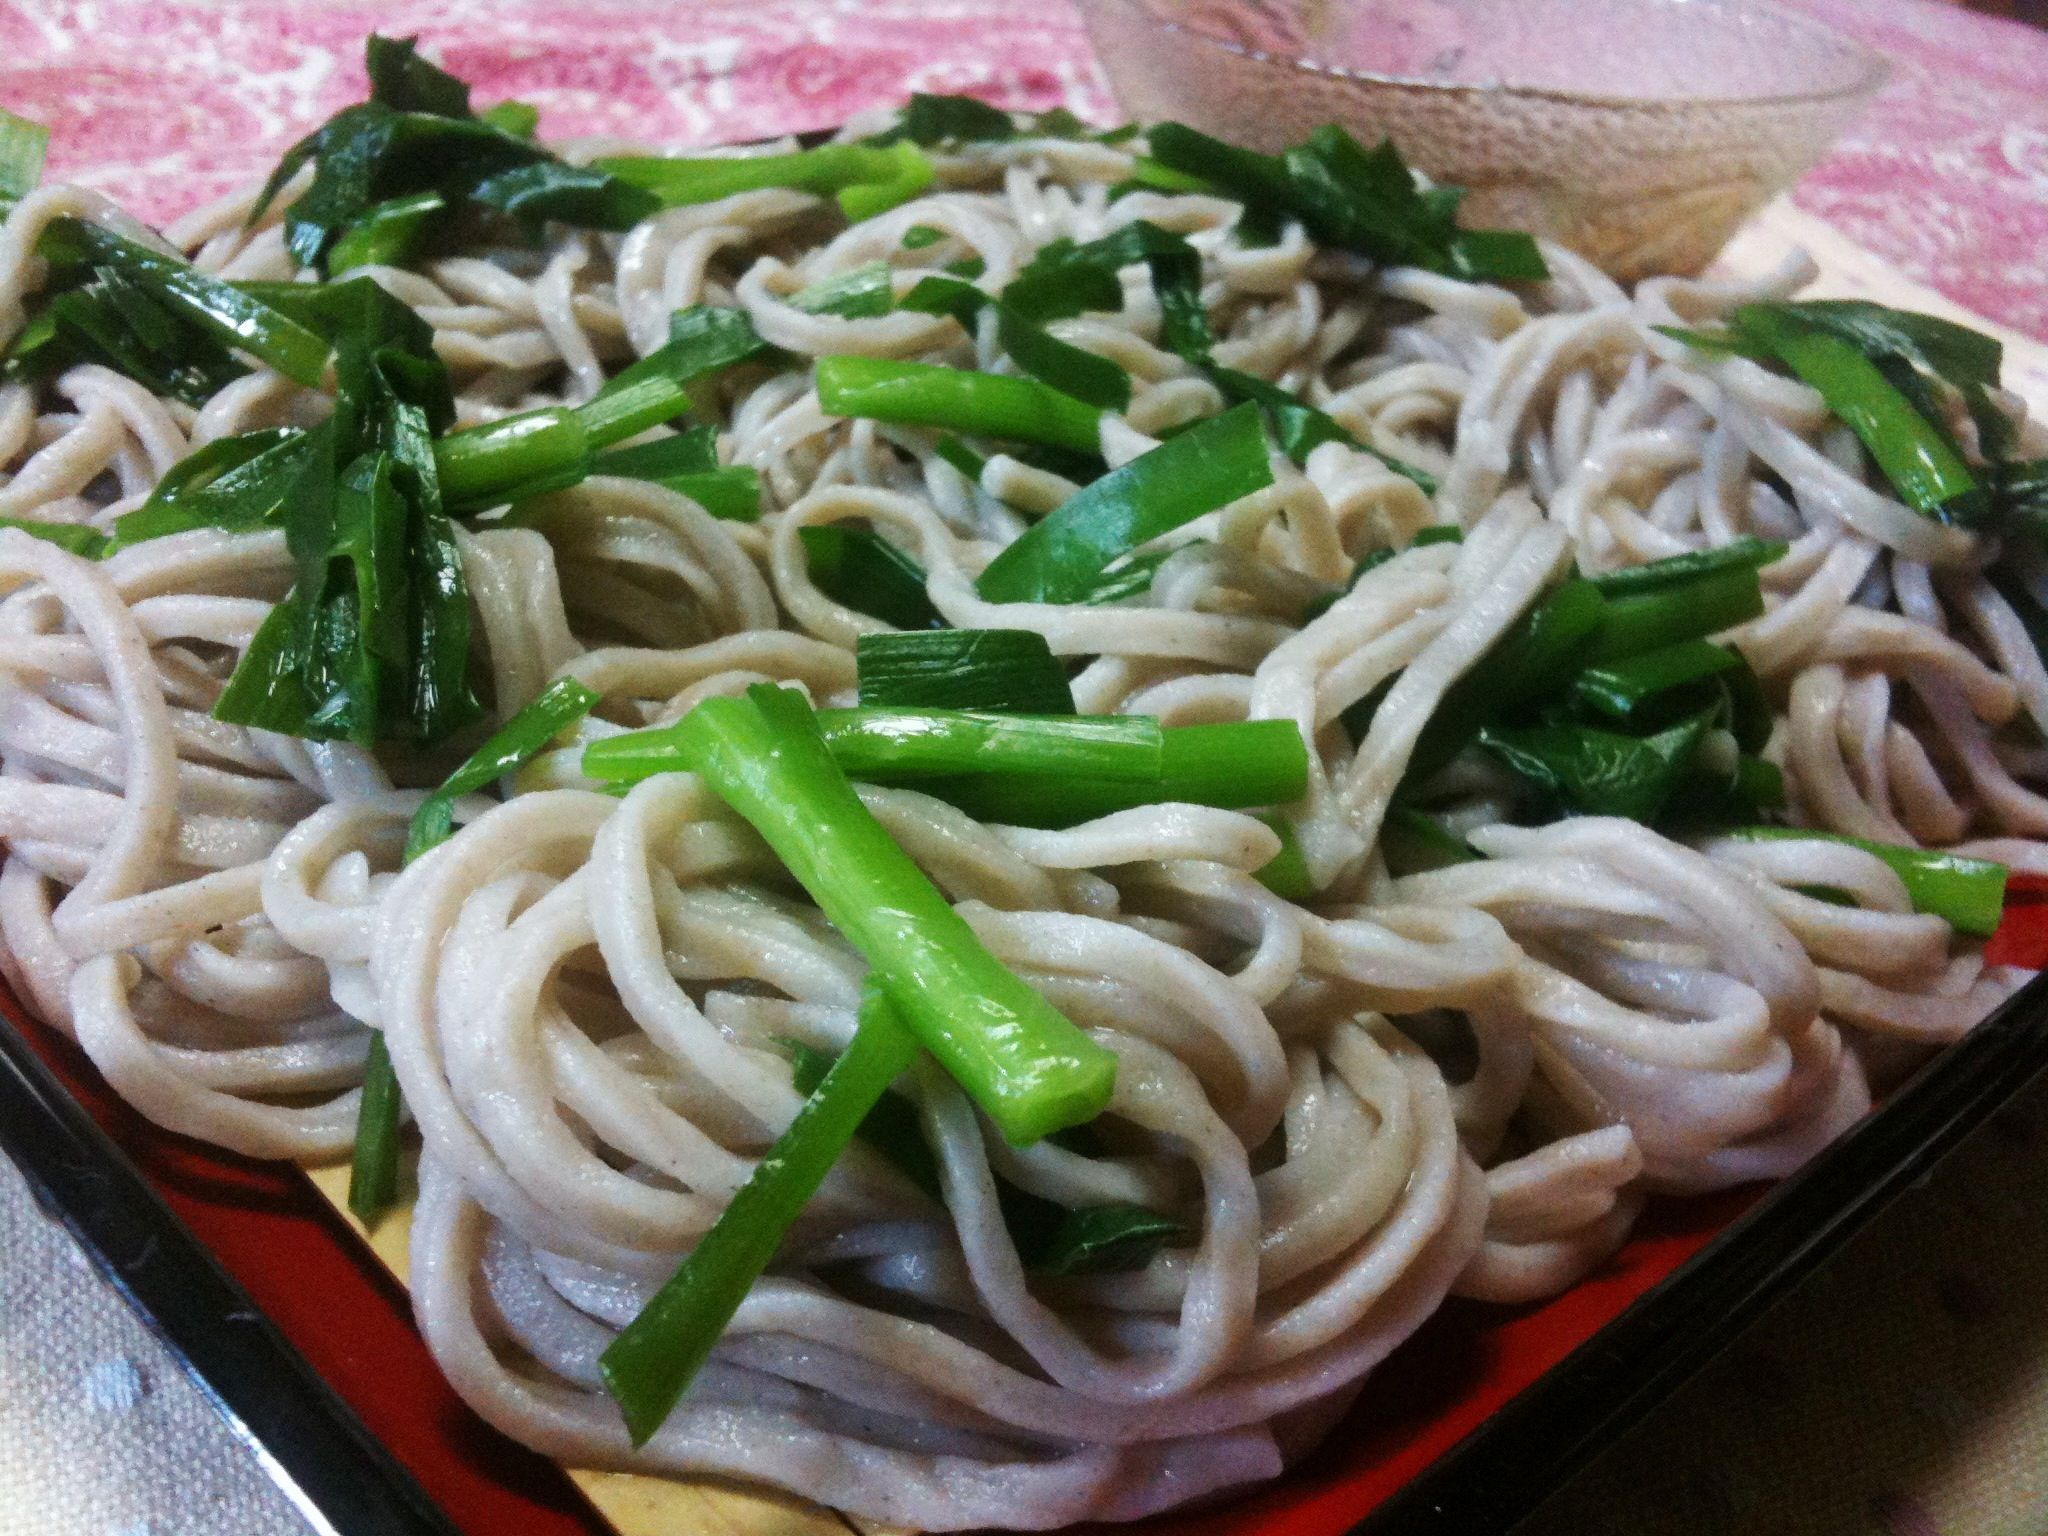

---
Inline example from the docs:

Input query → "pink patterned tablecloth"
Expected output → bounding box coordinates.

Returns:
[2,0,2045,340]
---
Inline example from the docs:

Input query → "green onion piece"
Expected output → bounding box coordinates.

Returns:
[856,629,1076,713]
[0,108,49,202]
[1146,122,1546,281]
[1398,577,1608,769]
[365,33,472,114]
[1380,807,1479,875]
[1996,459,2048,530]
[328,191,446,273]
[1479,713,1710,823]
[600,982,921,1446]
[1725,828,2007,937]
[1588,536,1787,595]
[109,427,312,547]
[975,404,1273,604]
[1205,365,1436,489]
[405,677,600,862]
[0,517,108,557]
[782,1033,941,1198]
[587,426,719,480]
[816,356,1104,456]
[347,1033,403,1226]
[436,307,769,514]
[1761,320,1979,519]
[655,468,761,521]
[579,306,764,448]
[434,407,588,509]
[585,706,1161,787]
[1122,156,1217,196]
[597,141,935,220]
[835,142,937,222]
[790,261,895,319]
[1145,124,1297,214]
[897,92,1018,145]
[799,524,944,630]
[1669,752,1786,828]
[479,100,540,139]
[212,288,480,751]
[1768,301,2001,397]
[1026,214,1431,491]
[672,684,1118,1145]
[1663,304,1991,522]
[900,274,1132,411]
[2,272,245,408]
[469,161,662,238]
[813,708,1163,783]
[933,435,988,483]
[930,719,1309,827]
[1253,814,1314,900]
[36,218,333,388]
[999,220,1202,342]
[787,1036,1186,1274]
[1589,565,1766,663]
[250,40,657,270]
[1072,545,1179,606]
[1571,639,1742,720]
[902,224,946,250]
[1023,1202,1190,1277]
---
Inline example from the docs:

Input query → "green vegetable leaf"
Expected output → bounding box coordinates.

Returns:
[254,36,656,273]
[347,1033,404,1226]
[1146,122,1546,281]
[602,983,923,1446]
[817,356,1105,457]
[975,403,1273,604]
[1380,807,1479,875]
[9,220,334,404]
[898,92,1017,145]
[900,272,1132,411]
[1014,1200,1190,1277]
[479,100,540,139]
[213,291,481,749]
[0,517,108,557]
[1726,827,2007,937]
[0,108,49,203]
[926,719,1308,827]
[598,140,936,223]
[1479,713,1710,823]
[800,524,945,630]
[365,33,472,116]
[405,676,600,861]
[1587,536,1786,594]
[1253,814,1314,900]
[109,427,313,547]
[328,191,447,273]
[856,629,1077,713]
[1571,639,1741,720]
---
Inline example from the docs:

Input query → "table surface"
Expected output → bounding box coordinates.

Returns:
[2,2,2047,1533]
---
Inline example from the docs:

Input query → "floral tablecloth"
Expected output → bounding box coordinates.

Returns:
[2,2,2048,1534]
[4,0,2047,342]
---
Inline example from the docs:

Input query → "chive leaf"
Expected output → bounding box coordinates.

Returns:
[405,677,600,862]
[974,403,1273,604]
[856,629,1076,713]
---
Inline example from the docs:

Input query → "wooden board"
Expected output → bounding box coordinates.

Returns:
[297,201,2048,1536]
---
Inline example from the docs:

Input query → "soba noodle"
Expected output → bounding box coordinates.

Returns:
[0,101,2039,1529]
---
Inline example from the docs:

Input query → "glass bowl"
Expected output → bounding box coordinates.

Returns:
[1073,0,1888,279]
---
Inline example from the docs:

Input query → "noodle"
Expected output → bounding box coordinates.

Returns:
[0,101,2039,1530]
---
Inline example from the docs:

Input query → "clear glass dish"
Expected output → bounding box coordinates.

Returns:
[1074,0,1888,279]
